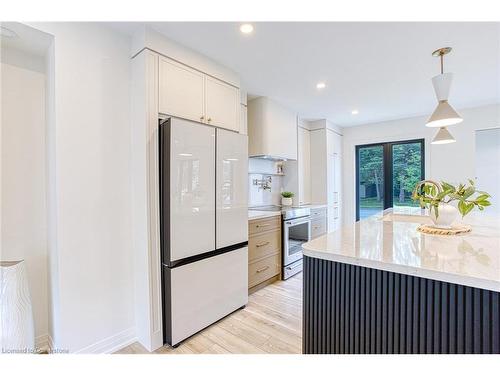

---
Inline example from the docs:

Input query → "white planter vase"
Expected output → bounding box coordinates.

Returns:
[430,203,459,229]
[281,197,293,206]
[0,260,35,353]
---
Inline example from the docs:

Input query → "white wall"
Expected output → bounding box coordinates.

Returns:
[342,104,500,224]
[476,128,500,214]
[28,22,135,353]
[1,61,48,346]
[248,159,283,206]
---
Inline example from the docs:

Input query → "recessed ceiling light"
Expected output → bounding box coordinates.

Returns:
[316,82,326,89]
[240,24,254,34]
[351,109,359,115]
[0,26,17,38]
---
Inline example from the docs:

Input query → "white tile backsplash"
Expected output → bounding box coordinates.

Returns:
[248,159,283,207]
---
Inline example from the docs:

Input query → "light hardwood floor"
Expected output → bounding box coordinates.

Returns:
[116,273,302,354]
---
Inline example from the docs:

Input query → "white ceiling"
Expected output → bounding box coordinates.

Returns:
[111,22,500,127]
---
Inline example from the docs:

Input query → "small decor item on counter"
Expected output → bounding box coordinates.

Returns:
[417,223,472,236]
[1,260,35,353]
[281,191,294,206]
[412,179,491,229]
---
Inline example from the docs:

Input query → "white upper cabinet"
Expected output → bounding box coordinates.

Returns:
[248,97,298,160]
[239,104,248,135]
[159,56,240,132]
[297,126,311,205]
[159,57,205,123]
[205,76,240,132]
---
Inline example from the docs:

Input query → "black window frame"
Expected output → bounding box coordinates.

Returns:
[355,138,425,221]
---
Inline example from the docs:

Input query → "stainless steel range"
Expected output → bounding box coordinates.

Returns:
[249,205,311,279]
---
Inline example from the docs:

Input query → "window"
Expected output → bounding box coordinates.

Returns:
[356,139,425,221]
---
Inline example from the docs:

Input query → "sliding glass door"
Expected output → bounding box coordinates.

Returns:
[356,139,424,221]
[356,145,385,220]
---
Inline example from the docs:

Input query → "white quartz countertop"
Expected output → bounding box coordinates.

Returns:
[302,208,500,292]
[248,210,281,220]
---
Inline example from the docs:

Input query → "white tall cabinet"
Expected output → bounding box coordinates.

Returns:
[283,119,311,205]
[239,89,248,135]
[298,126,311,205]
[310,121,343,231]
[132,40,243,352]
[326,130,342,231]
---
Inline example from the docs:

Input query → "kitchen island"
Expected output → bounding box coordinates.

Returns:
[302,208,500,354]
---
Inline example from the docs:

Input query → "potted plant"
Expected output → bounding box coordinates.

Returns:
[281,191,294,206]
[412,179,491,228]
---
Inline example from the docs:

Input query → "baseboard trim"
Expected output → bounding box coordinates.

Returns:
[74,327,136,354]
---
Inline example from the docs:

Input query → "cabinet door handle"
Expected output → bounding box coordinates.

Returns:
[256,241,270,248]
[256,223,271,228]
[200,115,205,121]
[207,117,212,123]
[256,266,270,273]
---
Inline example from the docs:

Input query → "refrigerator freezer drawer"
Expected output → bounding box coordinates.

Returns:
[163,246,248,346]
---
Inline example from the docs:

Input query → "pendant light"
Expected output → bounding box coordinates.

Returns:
[427,47,463,128]
[431,127,456,144]
[427,47,459,145]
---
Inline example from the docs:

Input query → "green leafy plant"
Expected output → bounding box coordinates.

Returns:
[412,179,491,218]
[281,191,294,198]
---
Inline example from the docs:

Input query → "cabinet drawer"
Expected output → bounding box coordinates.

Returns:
[248,230,280,262]
[311,207,327,219]
[248,254,281,288]
[248,216,281,235]
[311,217,327,239]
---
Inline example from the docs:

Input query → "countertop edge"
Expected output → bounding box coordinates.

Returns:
[302,249,500,293]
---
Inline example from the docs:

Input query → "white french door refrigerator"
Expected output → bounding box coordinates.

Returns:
[159,117,248,347]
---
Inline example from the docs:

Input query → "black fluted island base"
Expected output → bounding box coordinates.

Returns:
[302,255,500,354]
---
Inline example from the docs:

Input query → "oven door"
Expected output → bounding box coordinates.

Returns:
[283,216,311,266]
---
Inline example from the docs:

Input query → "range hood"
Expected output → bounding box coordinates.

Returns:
[247,97,298,161]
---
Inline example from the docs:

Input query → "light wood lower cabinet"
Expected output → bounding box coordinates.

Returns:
[248,216,281,294]
[248,230,280,263]
[248,254,281,288]
[248,216,281,235]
